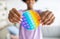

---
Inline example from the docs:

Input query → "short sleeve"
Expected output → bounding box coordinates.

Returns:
[35,10,42,14]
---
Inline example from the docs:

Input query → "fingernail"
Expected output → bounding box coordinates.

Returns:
[20,19,23,21]
[19,21,21,23]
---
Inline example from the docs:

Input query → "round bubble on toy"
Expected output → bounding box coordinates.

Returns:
[20,10,41,30]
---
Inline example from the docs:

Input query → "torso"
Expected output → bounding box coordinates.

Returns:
[19,10,43,39]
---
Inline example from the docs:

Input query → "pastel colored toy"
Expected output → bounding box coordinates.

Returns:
[20,10,41,30]
[7,26,19,35]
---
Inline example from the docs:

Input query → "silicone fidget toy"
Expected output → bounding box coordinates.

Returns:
[20,10,41,30]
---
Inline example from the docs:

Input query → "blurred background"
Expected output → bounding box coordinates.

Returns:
[0,0,60,39]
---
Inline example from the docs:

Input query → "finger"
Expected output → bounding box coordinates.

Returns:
[43,16,55,25]
[10,17,19,23]
[9,13,21,23]
[41,10,50,21]
[43,13,53,24]
[47,17,55,25]
[12,8,22,21]
[8,13,14,23]
[8,11,18,23]
[12,18,19,23]
[10,10,20,21]
[12,8,20,17]
[40,10,48,17]
[9,14,16,23]
[9,13,19,23]
[8,17,14,23]
[10,15,19,23]
[42,11,52,22]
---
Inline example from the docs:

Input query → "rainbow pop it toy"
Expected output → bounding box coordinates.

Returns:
[21,10,41,30]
